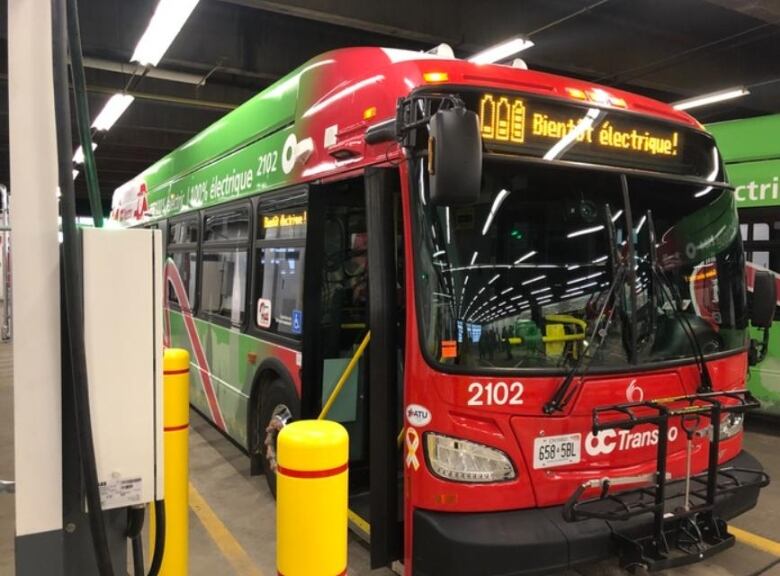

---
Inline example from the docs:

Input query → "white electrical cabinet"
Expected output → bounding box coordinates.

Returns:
[82,227,164,510]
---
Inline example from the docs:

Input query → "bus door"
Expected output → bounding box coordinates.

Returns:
[303,169,404,569]
[304,177,372,481]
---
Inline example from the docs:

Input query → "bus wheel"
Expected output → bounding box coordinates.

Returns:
[260,378,299,496]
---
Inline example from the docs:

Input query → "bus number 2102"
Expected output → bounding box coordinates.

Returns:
[467,381,524,406]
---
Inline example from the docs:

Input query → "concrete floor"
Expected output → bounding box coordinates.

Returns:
[1,339,780,575]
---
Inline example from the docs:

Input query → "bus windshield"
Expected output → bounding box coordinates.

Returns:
[412,158,748,373]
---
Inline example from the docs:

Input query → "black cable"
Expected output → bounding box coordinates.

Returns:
[65,0,103,227]
[51,0,116,574]
[126,508,145,576]
[746,557,780,576]
[148,500,166,576]
[131,538,145,576]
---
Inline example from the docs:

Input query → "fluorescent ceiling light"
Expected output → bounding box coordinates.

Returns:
[73,142,98,165]
[482,189,511,235]
[611,209,623,222]
[514,250,536,265]
[469,38,535,64]
[522,274,545,286]
[567,271,604,285]
[488,274,501,285]
[672,87,749,111]
[567,224,604,239]
[543,108,601,160]
[132,0,200,66]
[92,94,135,131]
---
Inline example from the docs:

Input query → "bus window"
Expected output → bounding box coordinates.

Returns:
[254,202,307,336]
[753,223,770,241]
[201,206,250,327]
[167,216,199,310]
[255,246,305,336]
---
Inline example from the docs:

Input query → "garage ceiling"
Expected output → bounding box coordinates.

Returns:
[1,0,779,215]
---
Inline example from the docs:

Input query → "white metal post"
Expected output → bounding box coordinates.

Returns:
[9,0,64,570]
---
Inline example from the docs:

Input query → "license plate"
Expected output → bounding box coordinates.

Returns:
[533,433,581,469]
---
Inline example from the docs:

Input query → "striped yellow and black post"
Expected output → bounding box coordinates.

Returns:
[157,347,190,575]
[277,420,349,576]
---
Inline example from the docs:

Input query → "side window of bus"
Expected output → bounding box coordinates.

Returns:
[167,217,199,310]
[254,202,307,337]
[200,206,251,327]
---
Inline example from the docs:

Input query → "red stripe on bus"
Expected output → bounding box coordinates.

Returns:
[164,423,189,432]
[165,261,227,432]
[278,570,346,576]
[276,462,348,479]
[163,368,190,376]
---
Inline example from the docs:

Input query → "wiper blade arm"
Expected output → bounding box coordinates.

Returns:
[544,204,626,414]
[646,210,713,392]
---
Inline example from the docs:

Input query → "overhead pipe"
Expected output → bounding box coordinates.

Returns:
[82,57,204,85]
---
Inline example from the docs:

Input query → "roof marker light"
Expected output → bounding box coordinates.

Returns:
[468,37,535,65]
[131,0,200,67]
[423,71,449,83]
[566,87,587,100]
[672,87,749,111]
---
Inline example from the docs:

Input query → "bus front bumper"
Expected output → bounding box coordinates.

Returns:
[412,451,764,576]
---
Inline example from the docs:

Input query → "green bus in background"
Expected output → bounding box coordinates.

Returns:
[709,114,780,417]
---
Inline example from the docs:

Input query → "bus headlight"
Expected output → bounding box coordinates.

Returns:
[720,412,744,440]
[424,433,516,483]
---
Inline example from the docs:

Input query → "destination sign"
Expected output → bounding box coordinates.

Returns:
[464,91,720,180]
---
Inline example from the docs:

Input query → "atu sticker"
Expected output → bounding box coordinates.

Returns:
[257,298,272,328]
[406,404,432,427]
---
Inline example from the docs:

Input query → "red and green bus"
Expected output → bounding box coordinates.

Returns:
[112,47,774,575]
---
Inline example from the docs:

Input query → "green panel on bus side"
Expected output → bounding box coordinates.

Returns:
[136,64,304,200]
[147,127,294,218]
[749,325,780,410]
[724,160,780,209]
[707,114,780,163]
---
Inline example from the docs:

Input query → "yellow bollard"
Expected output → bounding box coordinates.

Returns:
[152,348,190,575]
[277,420,349,576]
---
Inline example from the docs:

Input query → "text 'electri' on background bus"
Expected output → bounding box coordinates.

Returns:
[111,46,777,575]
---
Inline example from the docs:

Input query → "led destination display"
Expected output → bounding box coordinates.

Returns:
[466,91,720,180]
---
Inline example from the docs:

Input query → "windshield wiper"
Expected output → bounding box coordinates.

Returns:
[544,205,627,414]
[645,210,713,392]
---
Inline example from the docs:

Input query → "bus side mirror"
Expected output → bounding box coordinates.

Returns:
[428,106,482,206]
[749,269,776,365]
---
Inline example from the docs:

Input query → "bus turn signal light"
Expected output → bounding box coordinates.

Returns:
[363,106,377,120]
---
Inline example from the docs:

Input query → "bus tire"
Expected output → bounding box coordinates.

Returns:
[259,377,300,497]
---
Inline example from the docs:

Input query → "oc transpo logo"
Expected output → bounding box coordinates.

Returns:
[585,426,679,456]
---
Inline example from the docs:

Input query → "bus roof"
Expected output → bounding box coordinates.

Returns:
[111,46,700,224]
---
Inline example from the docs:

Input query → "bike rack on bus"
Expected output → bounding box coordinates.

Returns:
[563,389,769,572]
